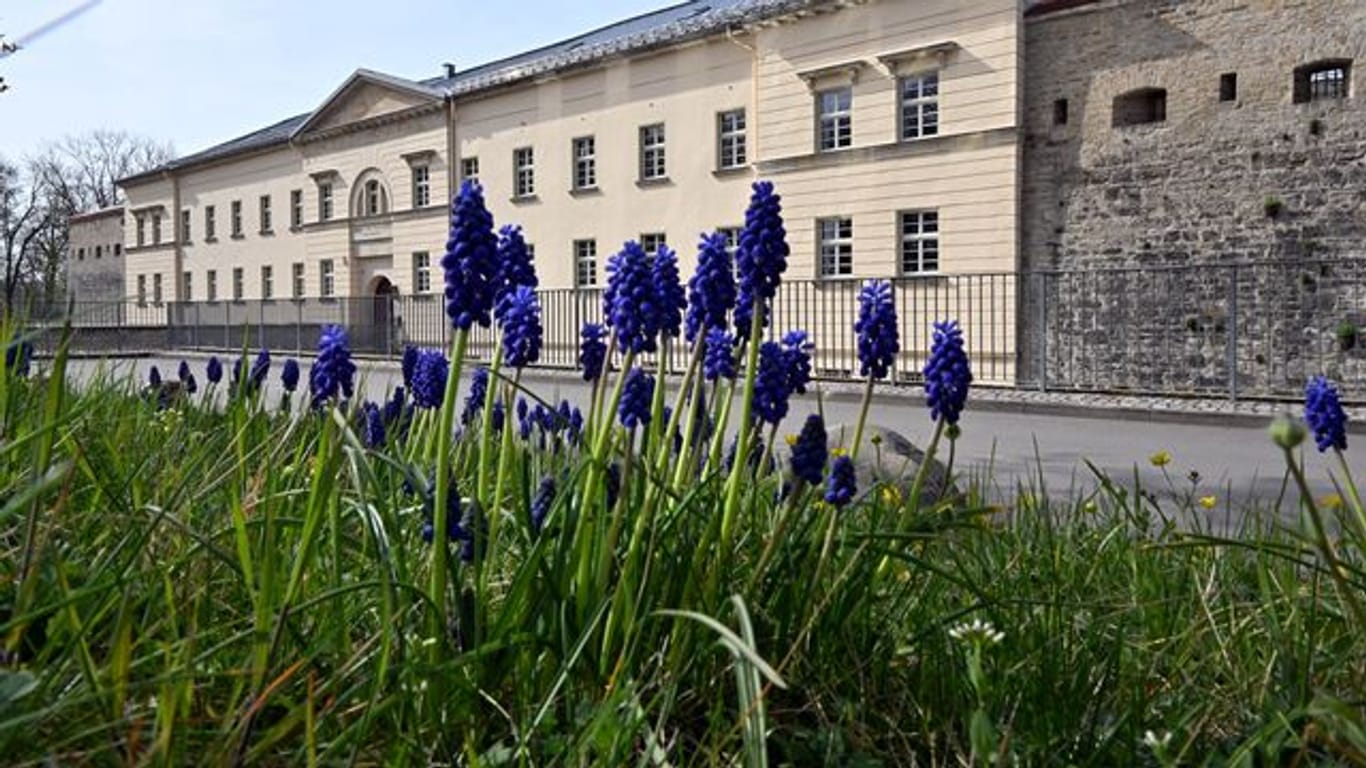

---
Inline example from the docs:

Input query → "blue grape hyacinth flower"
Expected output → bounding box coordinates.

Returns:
[855,280,900,380]
[704,329,737,381]
[178,360,198,395]
[500,285,543,368]
[789,413,828,486]
[281,358,300,393]
[604,241,657,354]
[494,224,538,314]
[462,366,489,425]
[1305,376,1348,452]
[685,231,737,343]
[442,180,500,330]
[753,341,793,426]
[530,476,555,535]
[734,181,789,341]
[249,348,271,392]
[411,348,449,410]
[401,345,419,389]
[923,320,973,425]
[579,323,607,382]
[824,454,857,508]
[618,367,655,429]
[177,360,191,383]
[361,401,386,448]
[206,356,223,384]
[651,244,686,341]
[309,325,357,407]
[148,366,162,388]
[782,329,813,395]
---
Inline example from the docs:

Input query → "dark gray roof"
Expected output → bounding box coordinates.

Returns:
[125,0,825,184]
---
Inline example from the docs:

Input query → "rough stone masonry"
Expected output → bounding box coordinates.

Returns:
[1021,0,1366,398]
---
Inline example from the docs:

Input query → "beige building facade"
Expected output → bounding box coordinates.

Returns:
[66,207,126,304]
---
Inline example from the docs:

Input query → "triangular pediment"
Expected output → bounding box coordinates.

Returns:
[293,70,442,138]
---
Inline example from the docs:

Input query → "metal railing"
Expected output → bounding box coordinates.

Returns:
[27,259,1366,400]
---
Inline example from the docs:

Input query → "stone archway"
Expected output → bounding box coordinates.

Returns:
[363,274,399,353]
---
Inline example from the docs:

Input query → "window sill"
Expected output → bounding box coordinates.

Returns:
[569,186,601,197]
[899,271,947,281]
[899,132,940,143]
[712,166,751,178]
[230,234,246,241]
[204,236,217,243]
[816,145,853,154]
[636,176,672,188]
[259,230,275,237]
[510,194,540,204]
[815,274,858,282]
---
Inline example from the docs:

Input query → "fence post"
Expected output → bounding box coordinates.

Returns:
[1036,272,1048,393]
[1227,265,1239,401]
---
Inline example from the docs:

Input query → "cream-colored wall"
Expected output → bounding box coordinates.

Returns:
[756,0,1021,278]
[309,82,434,134]
[456,35,757,289]
[121,176,177,305]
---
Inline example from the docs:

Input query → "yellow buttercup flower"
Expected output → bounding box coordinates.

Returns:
[784,433,799,446]
[1149,450,1172,468]
[1319,493,1345,510]
[1198,495,1217,510]
[881,487,902,506]
[832,447,847,458]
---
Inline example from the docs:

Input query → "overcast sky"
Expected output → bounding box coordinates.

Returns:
[0,0,666,162]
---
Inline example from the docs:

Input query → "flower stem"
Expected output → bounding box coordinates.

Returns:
[720,305,766,550]
[849,376,875,462]
[431,328,469,651]
[1334,449,1366,541]
[1284,445,1366,630]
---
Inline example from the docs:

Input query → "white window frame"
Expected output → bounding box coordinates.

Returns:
[152,273,163,305]
[817,87,853,152]
[574,239,597,287]
[572,136,597,190]
[718,227,742,251]
[717,109,747,170]
[230,200,243,237]
[135,214,146,247]
[514,147,535,198]
[639,123,666,181]
[412,165,430,208]
[182,271,192,301]
[261,265,274,299]
[899,210,940,275]
[259,195,272,233]
[181,208,191,243]
[640,232,667,256]
[151,212,162,245]
[460,156,479,184]
[205,205,216,240]
[320,259,335,297]
[817,217,854,278]
[413,251,432,293]
[900,72,940,140]
[232,267,244,301]
[363,179,386,217]
[292,262,305,298]
[290,189,303,228]
[206,270,218,302]
[136,274,147,305]
[319,183,334,221]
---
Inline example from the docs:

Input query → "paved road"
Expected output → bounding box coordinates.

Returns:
[65,354,1361,520]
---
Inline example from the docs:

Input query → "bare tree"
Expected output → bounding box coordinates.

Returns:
[33,130,173,214]
[0,158,50,311]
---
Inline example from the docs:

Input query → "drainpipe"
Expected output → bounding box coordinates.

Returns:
[725,24,759,169]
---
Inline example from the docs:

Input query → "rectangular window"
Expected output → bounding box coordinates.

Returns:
[206,270,218,302]
[76,248,85,261]
[182,271,192,301]
[640,232,667,256]
[259,195,272,233]
[460,156,479,184]
[1219,72,1237,102]
[572,136,597,190]
[900,211,940,275]
[114,243,121,257]
[136,274,147,305]
[900,73,940,140]
[152,273,163,305]
[292,262,305,298]
[319,183,334,221]
[261,265,274,299]
[817,217,853,278]
[232,267,244,301]
[94,245,102,259]
[1053,98,1069,126]
[718,227,742,251]
[181,208,191,243]
[574,239,597,287]
[1295,61,1351,103]
[413,251,431,293]
[151,212,162,245]
[135,215,146,247]
[231,200,243,237]
[817,87,853,151]
[205,205,216,240]
[514,147,535,198]
[291,189,303,228]
[412,165,431,208]
[717,109,747,169]
[320,260,335,297]
[639,123,666,180]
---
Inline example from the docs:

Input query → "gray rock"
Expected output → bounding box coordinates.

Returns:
[825,423,957,505]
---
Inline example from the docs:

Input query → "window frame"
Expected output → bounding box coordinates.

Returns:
[460,156,480,184]
[320,259,336,298]
[206,270,218,302]
[1294,60,1351,103]
[232,267,244,301]
[640,232,667,256]
[319,183,334,221]
[151,212,162,245]
[899,72,940,141]
[261,265,274,300]
[182,271,192,301]
[816,216,854,279]
[413,251,432,293]
[1112,87,1167,127]
[205,205,216,241]
[717,109,747,170]
[152,273,163,305]
[259,194,273,234]
[574,239,597,287]
[181,208,191,243]
[514,147,536,198]
[816,87,853,152]
[290,189,304,229]
[292,262,305,299]
[136,274,147,306]
[639,123,667,181]
[898,210,940,276]
[412,165,431,208]
[135,214,146,247]
[572,136,597,191]
[230,200,243,238]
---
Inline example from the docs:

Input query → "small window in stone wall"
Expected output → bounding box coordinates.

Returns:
[1293,60,1350,103]
[1219,73,1237,102]
[1112,88,1166,127]
[1053,98,1069,126]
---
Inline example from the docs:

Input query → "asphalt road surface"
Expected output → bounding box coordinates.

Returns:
[62,354,1362,523]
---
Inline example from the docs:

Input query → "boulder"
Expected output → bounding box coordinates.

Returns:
[825,423,957,505]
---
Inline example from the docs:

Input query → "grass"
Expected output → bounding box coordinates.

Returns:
[0,333,1363,766]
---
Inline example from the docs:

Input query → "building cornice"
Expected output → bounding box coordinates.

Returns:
[756,126,1017,175]
[293,101,446,145]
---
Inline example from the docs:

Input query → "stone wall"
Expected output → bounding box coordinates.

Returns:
[67,209,126,304]
[1020,0,1366,396]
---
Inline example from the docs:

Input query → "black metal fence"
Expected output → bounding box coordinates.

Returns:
[28,260,1366,400]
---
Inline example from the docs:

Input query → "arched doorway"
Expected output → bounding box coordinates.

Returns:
[368,275,399,354]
